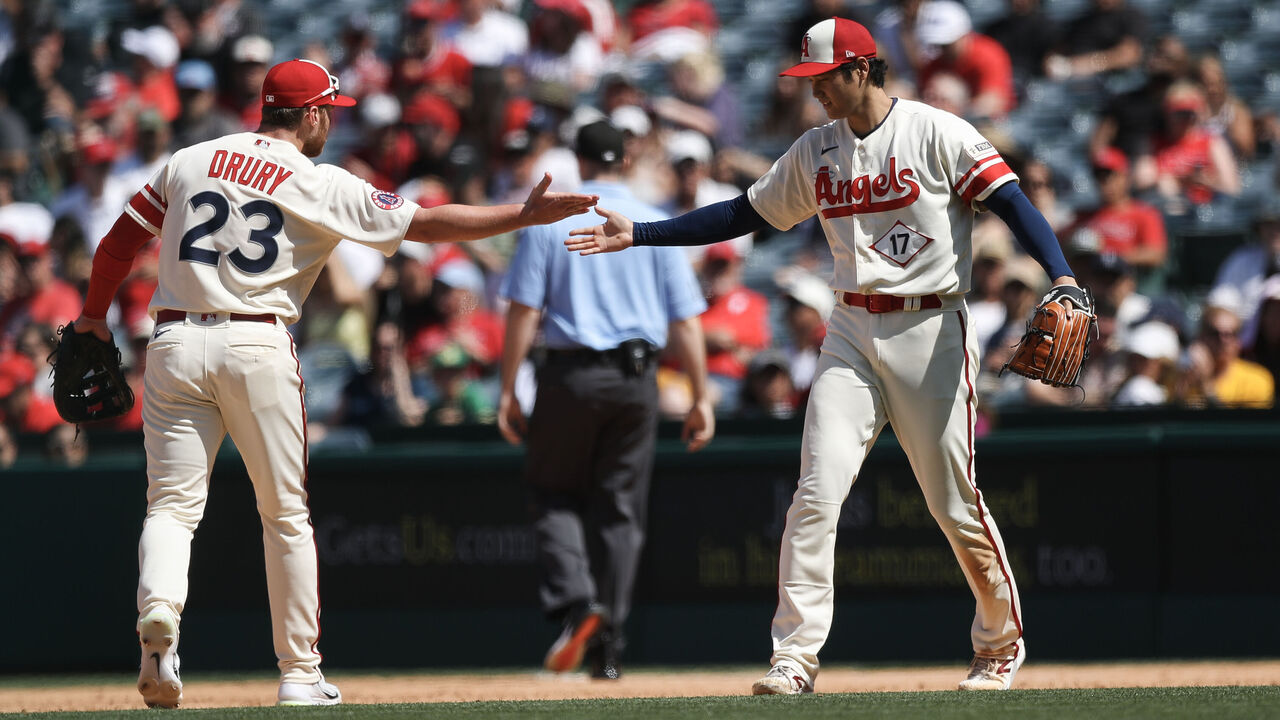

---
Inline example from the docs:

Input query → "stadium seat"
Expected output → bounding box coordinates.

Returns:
[1171,9,1219,52]
[1220,39,1265,102]
[966,0,1010,29]
[1185,0,1254,36]
[1043,0,1091,23]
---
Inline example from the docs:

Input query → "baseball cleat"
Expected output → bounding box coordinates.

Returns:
[544,603,606,674]
[752,664,813,695]
[136,607,182,709]
[277,676,342,706]
[958,644,1025,690]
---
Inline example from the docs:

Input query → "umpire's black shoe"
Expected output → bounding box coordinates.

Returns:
[587,632,622,680]
[544,602,607,673]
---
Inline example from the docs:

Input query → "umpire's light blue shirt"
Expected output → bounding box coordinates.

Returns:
[502,181,706,350]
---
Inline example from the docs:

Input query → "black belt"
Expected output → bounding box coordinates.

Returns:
[545,339,656,376]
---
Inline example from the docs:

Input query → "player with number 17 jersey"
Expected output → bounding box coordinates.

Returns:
[126,132,418,324]
[748,98,1015,298]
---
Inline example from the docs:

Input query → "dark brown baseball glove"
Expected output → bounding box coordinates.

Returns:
[1001,284,1098,388]
[50,323,135,424]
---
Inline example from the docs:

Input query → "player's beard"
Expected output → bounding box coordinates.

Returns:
[301,107,330,158]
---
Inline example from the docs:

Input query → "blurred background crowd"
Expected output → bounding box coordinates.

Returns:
[2,0,1279,466]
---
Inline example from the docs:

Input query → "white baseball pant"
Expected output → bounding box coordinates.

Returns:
[135,312,324,683]
[769,299,1024,685]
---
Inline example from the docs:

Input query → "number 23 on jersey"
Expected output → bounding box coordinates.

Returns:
[179,190,283,274]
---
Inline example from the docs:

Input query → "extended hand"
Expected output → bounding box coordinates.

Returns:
[565,207,635,255]
[520,173,598,226]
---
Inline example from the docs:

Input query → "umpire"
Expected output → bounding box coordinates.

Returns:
[499,120,714,679]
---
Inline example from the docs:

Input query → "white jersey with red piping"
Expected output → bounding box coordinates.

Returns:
[124,132,419,325]
[747,98,1016,297]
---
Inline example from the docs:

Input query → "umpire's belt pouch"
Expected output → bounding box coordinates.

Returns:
[619,338,653,377]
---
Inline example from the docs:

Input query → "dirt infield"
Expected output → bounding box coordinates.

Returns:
[3,661,1279,712]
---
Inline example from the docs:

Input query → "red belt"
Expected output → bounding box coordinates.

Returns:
[156,309,277,325]
[840,292,942,313]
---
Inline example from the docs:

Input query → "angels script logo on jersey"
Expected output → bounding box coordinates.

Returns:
[815,157,920,218]
[371,190,404,210]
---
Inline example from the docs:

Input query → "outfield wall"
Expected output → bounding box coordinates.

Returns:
[3,409,1278,673]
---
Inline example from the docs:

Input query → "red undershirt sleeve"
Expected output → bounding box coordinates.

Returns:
[81,214,155,319]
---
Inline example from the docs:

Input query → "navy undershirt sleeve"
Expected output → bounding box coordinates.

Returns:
[632,194,769,247]
[983,182,1075,280]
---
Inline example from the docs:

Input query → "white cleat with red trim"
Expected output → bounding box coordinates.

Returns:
[958,643,1025,690]
[752,664,814,695]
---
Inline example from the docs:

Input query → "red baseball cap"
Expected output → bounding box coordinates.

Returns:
[406,0,453,22]
[262,59,356,108]
[82,138,118,165]
[780,17,876,77]
[1092,147,1129,174]
[704,241,739,262]
[533,0,593,30]
[403,92,460,134]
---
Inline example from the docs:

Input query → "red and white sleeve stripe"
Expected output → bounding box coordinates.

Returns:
[953,156,1016,207]
[123,183,167,235]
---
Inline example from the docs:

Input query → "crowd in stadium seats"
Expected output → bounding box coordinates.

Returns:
[1,0,1278,463]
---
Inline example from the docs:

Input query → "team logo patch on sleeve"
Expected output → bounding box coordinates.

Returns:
[372,190,404,210]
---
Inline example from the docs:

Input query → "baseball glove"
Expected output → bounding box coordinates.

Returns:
[1001,284,1098,388]
[50,323,135,424]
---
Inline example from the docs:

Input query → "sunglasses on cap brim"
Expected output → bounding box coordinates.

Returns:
[297,58,344,106]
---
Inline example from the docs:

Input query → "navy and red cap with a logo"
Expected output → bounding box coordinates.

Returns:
[780,17,877,77]
[261,59,357,108]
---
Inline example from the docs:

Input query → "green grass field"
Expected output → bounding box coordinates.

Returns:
[4,686,1279,720]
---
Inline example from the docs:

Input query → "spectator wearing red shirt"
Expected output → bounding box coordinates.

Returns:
[624,0,717,63]
[119,25,181,122]
[394,1,472,111]
[1070,147,1167,270]
[625,0,718,44]
[697,242,770,412]
[1134,82,1240,212]
[0,209,80,351]
[408,259,504,374]
[0,350,64,435]
[914,0,1015,119]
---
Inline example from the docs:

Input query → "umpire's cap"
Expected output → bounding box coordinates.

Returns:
[575,120,625,165]
[780,17,876,77]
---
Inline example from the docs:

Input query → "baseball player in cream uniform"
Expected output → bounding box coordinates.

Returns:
[72,59,596,708]
[567,17,1082,694]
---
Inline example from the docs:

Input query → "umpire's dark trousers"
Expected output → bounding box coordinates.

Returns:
[524,349,658,649]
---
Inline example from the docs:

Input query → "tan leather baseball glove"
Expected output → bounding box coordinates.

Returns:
[1001,285,1098,388]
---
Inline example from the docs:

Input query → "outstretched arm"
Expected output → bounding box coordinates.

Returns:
[405,173,597,245]
[566,194,767,255]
